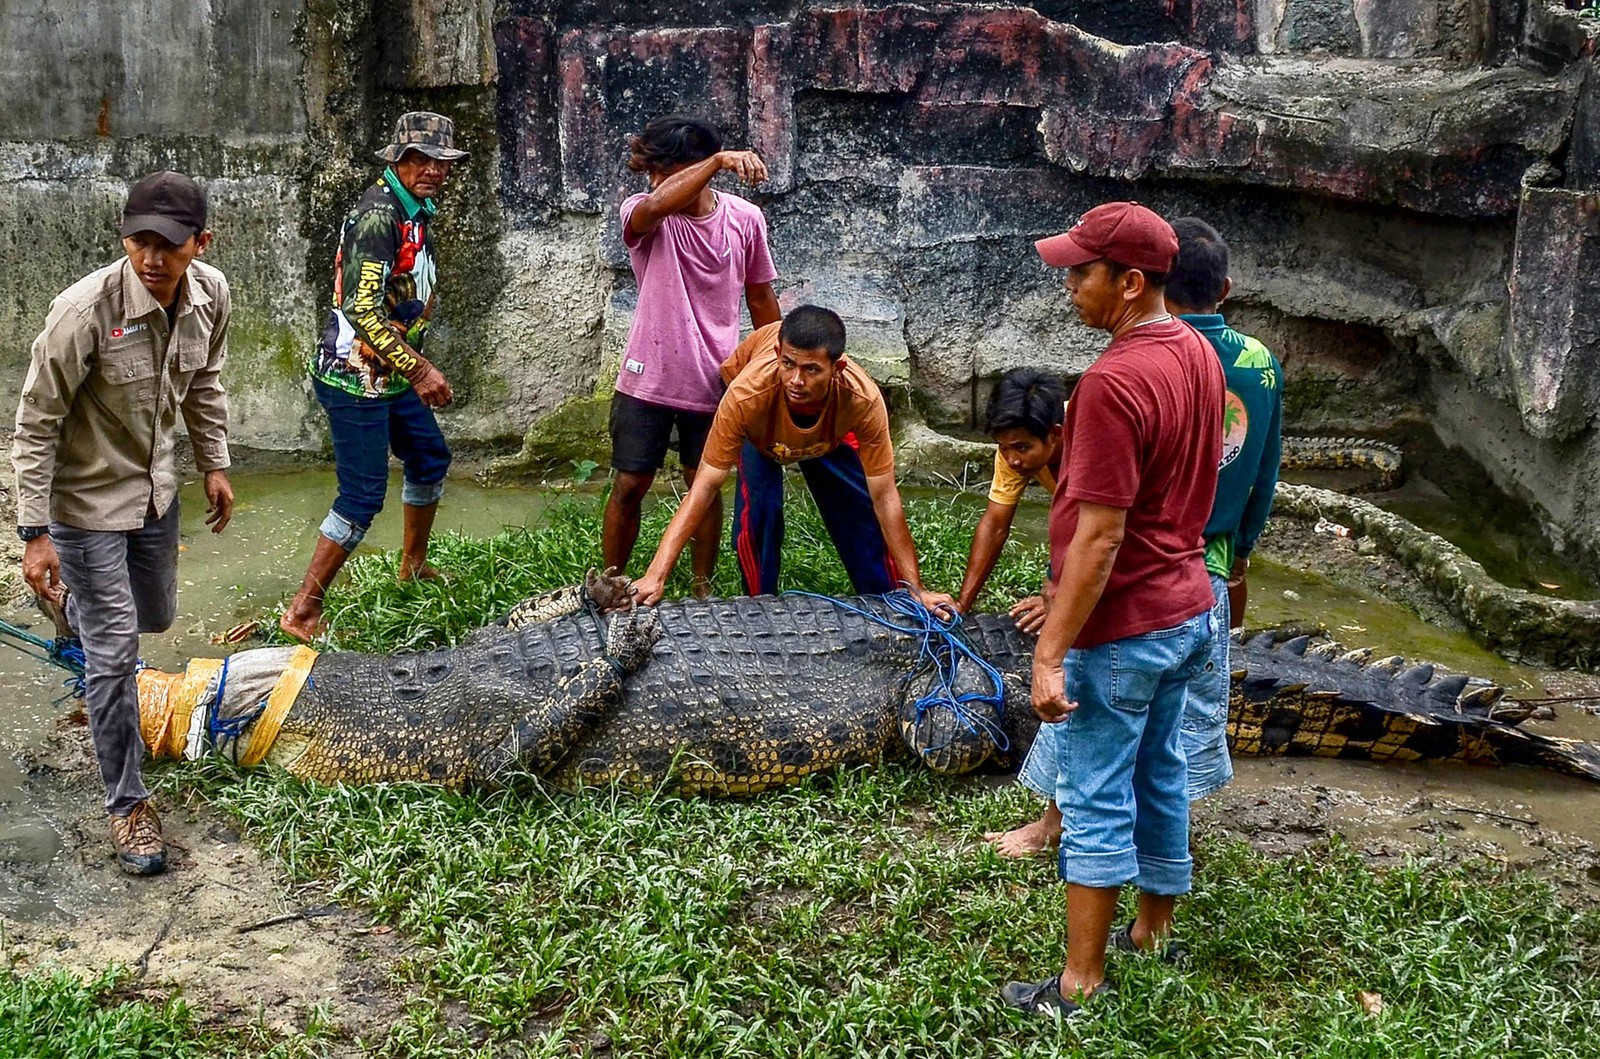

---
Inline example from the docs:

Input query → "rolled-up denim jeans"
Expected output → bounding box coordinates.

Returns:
[1018,578,1233,804]
[1181,574,1233,799]
[314,377,451,550]
[1046,609,1215,894]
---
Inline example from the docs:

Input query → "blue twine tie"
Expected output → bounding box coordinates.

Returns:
[786,589,1010,758]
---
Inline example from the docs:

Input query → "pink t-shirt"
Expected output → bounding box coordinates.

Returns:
[617,191,779,413]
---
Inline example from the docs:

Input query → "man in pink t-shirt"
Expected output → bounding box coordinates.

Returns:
[602,115,781,596]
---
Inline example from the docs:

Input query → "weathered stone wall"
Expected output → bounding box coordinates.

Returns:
[2,0,1599,568]
[0,0,318,451]
[481,0,1600,572]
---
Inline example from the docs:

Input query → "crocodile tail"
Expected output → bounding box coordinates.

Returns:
[1480,726,1600,782]
[1226,631,1535,768]
[1280,435,1405,491]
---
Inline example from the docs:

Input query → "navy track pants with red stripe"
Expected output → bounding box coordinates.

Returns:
[732,439,899,597]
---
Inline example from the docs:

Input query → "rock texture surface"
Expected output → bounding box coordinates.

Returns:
[1,0,1599,569]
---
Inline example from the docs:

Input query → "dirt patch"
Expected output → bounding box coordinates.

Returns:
[1198,763,1600,904]
[1,725,413,1048]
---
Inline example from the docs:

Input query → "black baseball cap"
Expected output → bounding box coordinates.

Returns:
[120,171,207,244]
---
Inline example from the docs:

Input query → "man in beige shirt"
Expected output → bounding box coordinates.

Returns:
[12,171,234,876]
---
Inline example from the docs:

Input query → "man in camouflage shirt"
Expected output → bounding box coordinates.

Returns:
[281,112,464,641]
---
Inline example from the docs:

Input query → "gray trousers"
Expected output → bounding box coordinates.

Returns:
[51,500,180,816]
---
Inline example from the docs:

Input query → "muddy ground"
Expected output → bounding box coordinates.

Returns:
[7,719,1598,1049]
[2,731,413,1048]
[0,437,416,1047]
[1,461,19,603]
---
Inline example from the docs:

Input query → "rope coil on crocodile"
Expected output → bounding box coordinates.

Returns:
[789,590,1010,773]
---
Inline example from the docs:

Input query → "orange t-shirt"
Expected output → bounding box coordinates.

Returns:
[702,323,895,476]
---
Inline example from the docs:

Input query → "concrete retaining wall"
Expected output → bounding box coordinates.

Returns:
[2,0,1599,567]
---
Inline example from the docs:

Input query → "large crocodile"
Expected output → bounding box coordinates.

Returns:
[128,575,1600,792]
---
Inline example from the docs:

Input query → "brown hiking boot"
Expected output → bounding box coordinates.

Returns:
[109,801,167,876]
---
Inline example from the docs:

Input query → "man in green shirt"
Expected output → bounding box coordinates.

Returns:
[1165,216,1284,798]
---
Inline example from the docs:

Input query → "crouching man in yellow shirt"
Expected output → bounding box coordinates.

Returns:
[953,368,1067,631]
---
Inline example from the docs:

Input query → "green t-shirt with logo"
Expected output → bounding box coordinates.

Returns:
[1182,314,1285,579]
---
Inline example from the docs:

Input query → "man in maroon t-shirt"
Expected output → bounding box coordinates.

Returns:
[1000,203,1224,1018]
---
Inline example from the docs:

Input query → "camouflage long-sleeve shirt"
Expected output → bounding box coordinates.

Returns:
[311,168,438,398]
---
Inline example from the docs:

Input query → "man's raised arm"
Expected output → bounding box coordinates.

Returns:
[627,151,768,238]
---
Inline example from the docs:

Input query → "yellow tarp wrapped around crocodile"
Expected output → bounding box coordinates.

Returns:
[136,646,318,764]
[136,658,223,759]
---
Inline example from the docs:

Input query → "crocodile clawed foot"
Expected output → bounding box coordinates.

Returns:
[605,607,662,671]
[585,567,637,614]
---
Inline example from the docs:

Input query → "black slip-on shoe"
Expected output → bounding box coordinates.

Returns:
[1000,975,1113,1019]
[1108,922,1188,965]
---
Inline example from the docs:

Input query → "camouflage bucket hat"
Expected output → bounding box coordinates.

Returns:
[376,111,469,163]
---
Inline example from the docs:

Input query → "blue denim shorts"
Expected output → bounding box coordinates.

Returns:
[1181,574,1233,799]
[1020,609,1215,894]
[1018,577,1233,803]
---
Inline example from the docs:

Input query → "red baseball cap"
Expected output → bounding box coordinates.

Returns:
[1035,202,1178,274]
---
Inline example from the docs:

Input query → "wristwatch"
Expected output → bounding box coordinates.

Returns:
[17,525,48,542]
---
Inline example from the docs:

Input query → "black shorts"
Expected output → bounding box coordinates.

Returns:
[608,390,716,473]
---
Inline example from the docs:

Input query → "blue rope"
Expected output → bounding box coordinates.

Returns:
[52,639,89,700]
[1,616,93,700]
[786,589,1010,757]
[200,657,269,763]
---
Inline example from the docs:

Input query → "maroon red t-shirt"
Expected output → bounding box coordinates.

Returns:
[1049,318,1224,648]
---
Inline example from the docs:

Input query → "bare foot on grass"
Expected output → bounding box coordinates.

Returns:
[984,806,1062,858]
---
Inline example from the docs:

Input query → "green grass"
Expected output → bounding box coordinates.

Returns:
[0,965,330,1059]
[11,488,1600,1055]
[171,764,1600,1058]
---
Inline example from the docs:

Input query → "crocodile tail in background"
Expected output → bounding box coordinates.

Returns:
[1280,435,1405,491]
[1226,630,1600,782]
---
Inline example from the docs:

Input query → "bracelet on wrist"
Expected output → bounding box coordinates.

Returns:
[17,525,49,543]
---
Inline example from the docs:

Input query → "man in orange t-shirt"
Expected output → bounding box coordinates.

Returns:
[632,305,954,613]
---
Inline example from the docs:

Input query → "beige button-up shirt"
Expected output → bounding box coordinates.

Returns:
[12,257,231,532]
